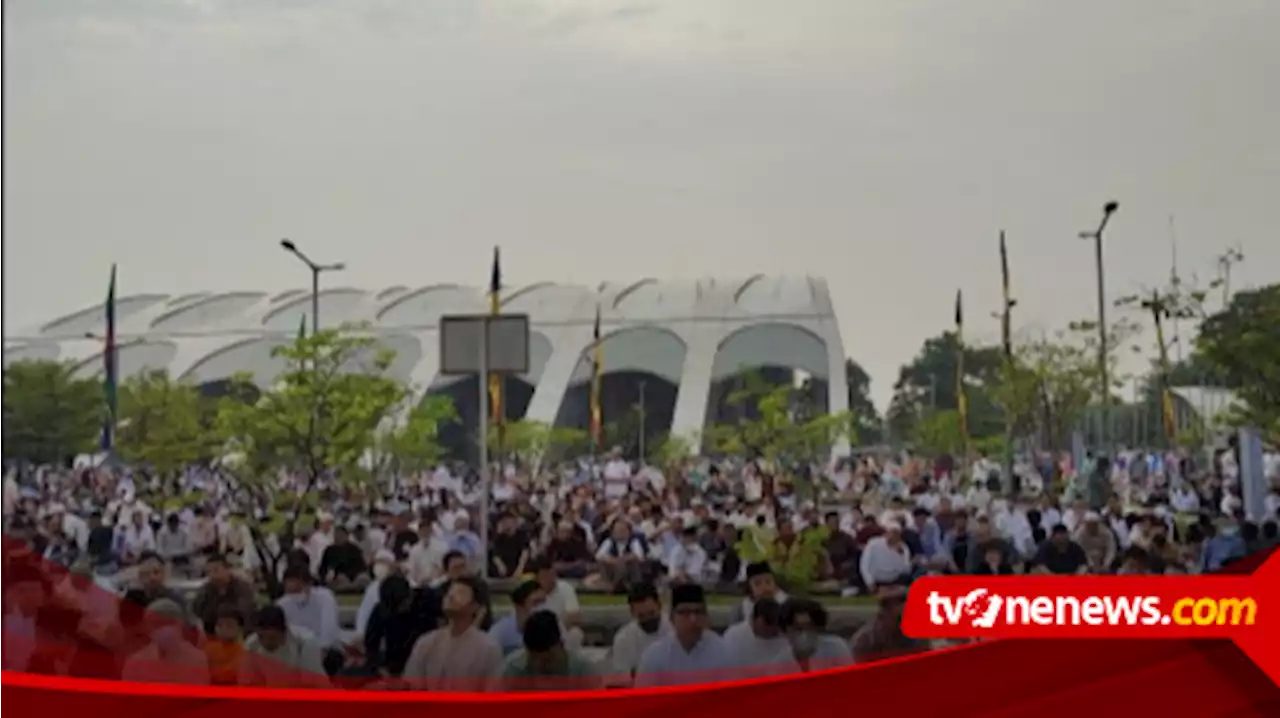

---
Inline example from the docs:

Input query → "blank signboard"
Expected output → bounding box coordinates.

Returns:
[439,313,530,375]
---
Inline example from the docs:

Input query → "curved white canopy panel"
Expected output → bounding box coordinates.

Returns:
[151,292,267,332]
[261,289,370,331]
[71,341,179,379]
[41,295,170,338]
[377,285,487,326]
[711,322,828,381]
[180,337,291,388]
[568,325,688,385]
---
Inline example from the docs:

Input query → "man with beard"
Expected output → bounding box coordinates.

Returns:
[609,583,671,681]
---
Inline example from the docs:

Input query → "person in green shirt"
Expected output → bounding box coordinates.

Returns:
[499,610,600,692]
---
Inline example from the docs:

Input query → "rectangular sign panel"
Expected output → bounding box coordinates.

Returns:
[439,314,530,375]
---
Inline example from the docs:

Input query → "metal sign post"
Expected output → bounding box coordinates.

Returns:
[439,314,530,578]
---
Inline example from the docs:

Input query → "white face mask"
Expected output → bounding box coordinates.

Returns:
[372,564,391,580]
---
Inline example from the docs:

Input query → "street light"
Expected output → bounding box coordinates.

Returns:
[1078,201,1119,455]
[280,239,346,335]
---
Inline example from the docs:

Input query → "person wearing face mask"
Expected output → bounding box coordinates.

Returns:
[354,550,399,638]
[779,598,851,672]
[609,583,671,682]
[120,599,210,684]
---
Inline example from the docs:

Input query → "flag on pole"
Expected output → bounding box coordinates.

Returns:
[488,247,503,428]
[101,264,118,452]
[590,305,604,449]
[999,231,1014,362]
[954,289,969,458]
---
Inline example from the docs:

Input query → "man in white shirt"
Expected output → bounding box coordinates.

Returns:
[121,599,210,684]
[276,566,343,651]
[115,509,156,564]
[609,584,672,683]
[722,597,799,678]
[667,527,708,584]
[859,523,912,593]
[603,450,632,499]
[305,513,336,578]
[533,558,584,648]
[407,521,449,587]
[635,584,733,687]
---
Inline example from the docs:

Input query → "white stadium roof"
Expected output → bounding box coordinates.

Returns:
[4,276,849,440]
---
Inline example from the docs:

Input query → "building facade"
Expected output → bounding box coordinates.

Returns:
[4,276,849,447]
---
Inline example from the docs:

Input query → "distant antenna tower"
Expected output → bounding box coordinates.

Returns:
[1217,245,1245,306]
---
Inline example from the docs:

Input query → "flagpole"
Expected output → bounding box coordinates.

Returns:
[999,232,1016,494]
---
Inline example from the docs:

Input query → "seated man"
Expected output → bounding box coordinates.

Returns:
[489,580,546,656]
[500,611,600,692]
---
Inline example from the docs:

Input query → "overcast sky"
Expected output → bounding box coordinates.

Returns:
[4,0,1278,407]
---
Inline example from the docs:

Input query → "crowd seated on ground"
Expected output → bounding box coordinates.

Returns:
[3,444,1278,688]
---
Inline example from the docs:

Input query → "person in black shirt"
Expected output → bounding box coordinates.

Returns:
[545,521,593,579]
[318,527,368,591]
[84,511,115,567]
[490,513,530,578]
[359,575,442,679]
[1032,524,1089,575]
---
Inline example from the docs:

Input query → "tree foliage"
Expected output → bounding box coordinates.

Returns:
[703,379,856,463]
[372,394,460,478]
[1193,283,1280,439]
[116,370,217,475]
[989,318,1142,451]
[2,359,103,465]
[213,325,422,592]
[215,326,411,483]
[485,418,588,467]
[885,332,1004,442]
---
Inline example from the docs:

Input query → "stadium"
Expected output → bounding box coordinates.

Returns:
[3,276,849,455]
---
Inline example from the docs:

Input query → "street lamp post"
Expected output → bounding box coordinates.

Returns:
[280,239,346,335]
[1078,201,1119,456]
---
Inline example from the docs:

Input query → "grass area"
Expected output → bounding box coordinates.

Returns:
[333,591,875,609]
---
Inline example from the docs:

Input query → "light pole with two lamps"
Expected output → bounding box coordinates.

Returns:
[279,239,346,335]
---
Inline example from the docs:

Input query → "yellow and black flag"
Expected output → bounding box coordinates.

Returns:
[954,289,970,455]
[488,246,503,428]
[590,305,604,450]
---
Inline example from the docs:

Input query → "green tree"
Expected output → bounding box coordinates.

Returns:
[116,370,216,476]
[2,359,103,465]
[647,432,696,467]
[885,332,1004,442]
[485,418,588,467]
[214,325,411,593]
[1194,283,1280,440]
[704,383,856,465]
[373,394,459,478]
[842,358,883,444]
[991,318,1142,452]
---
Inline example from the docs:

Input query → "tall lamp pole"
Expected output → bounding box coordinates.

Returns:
[1078,201,1119,456]
[280,239,345,334]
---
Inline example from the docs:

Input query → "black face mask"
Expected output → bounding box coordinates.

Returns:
[638,616,662,634]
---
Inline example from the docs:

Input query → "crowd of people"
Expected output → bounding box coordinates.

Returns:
[3,443,1278,690]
